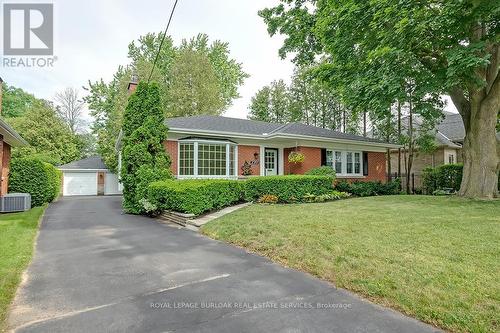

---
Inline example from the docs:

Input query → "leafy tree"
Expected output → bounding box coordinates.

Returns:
[248,80,290,123]
[1,82,38,118]
[179,34,249,109]
[248,86,272,122]
[167,48,225,116]
[85,33,248,171]
[75,132,97,158]
[84,66,131,171]
[7,101,81,164]
[260,0,499,198]
[249,68,351,131]
[54,87,86,134]
[121,82,171,214]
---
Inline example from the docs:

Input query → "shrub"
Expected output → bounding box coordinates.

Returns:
[147,179,243,216]
[9,157,61,207]
[335,179,400,197]
[300,191,351,203]
[44,162,62,202]
[257,194,279,204]
[135,166,172,215]
[422,164,463,194]
[243,175,334,203]
[305,166,336,178]
[121,81,171,214]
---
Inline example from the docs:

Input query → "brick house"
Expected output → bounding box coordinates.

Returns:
[160,116,398,182]
[387,112,471,189]
[0,77,29,195]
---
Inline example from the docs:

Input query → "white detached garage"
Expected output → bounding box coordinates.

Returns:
[58,156,122,196]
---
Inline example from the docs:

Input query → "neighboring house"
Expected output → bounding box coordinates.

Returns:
[0,77,29,196]
[389,112,465,179]
[160,115,398,181]
[58,156,122,196]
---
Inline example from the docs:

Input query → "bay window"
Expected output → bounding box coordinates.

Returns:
[326,150,363,176]
[178,140,237,178]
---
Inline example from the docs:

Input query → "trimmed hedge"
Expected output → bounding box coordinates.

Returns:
[335,179,400,197]
[147,179,243,215]
[305,166,337,178]
[243,175,334,203]
[422,164,463,193]
[9,157,61,207]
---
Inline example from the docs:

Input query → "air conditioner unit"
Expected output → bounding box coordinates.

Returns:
[0,193,31,213]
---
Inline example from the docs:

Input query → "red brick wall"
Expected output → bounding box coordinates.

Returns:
[340,152,387,183]
[0,142,10,196]
[164,140,178,175]
[238,145,260,176]
[284,146,322,175]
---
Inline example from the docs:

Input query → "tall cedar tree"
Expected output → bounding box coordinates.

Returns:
[260,0,499,198]
[121,82,171,214]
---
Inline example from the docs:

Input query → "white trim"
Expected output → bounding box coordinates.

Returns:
[168,128,400,149]
[326,149,364,177]
[278,147,284,175]
[59,168,109,172]
[234,145,239,176]
[259,146,265,176]
[177,140,237,178]
[193,142,199,175]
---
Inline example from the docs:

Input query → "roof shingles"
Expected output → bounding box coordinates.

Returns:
[58,156,107,170]
[166,115,388,144]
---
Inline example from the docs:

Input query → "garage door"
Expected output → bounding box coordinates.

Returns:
[63,172,98,196]
[104,173,121,195]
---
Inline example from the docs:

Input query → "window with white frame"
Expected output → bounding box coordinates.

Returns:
[179,143,194,175]
[326,150,363,176]
[334,151,342,173]
[178,140,237,177]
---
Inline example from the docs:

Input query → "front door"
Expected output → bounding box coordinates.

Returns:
[264,149,278,176]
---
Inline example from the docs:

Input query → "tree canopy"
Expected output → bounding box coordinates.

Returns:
[1,82,38,118]
[260,0,499,198]
[248,68,358,132]
[7,100,81,165]
[85,33,249,171]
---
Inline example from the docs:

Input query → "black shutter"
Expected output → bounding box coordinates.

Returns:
[321,149,327,166]
[363,152,368,176]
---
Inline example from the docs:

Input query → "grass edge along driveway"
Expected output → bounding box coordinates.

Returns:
[201,196,500,333]
[0,206,46,332]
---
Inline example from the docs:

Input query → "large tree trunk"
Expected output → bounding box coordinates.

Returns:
[452,89,499,198]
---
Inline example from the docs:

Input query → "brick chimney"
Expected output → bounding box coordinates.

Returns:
[127,73,138,94]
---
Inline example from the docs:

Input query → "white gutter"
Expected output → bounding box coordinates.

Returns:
[58,168,110,172]
[168,127,401,149]
[0,118,28,147]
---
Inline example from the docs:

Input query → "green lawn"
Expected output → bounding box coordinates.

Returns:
[0,206,45,332]
[201,196,500,333]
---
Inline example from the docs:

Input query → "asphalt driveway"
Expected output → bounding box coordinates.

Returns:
[9,196,440,332]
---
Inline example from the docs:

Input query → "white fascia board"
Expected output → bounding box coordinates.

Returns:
[168,128,401,149]
[59,169,110,172]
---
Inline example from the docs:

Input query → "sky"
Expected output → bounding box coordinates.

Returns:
[1,0,296,121]
[1,0,456,123]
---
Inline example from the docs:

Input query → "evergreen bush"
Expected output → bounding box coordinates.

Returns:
[9,157,61,207]
[120,81,172,214]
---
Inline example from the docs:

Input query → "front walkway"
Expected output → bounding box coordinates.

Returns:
[9,196,440,332]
